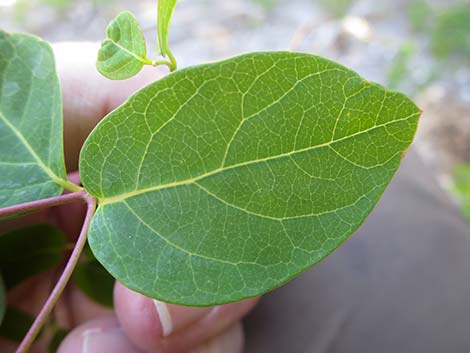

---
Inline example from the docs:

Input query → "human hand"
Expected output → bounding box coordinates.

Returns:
[0,42,258,353]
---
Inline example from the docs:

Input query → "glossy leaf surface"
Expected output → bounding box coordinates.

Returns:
[97,11,148,80]
[157,0,177,57]
[0,31,67,208]
[0,224,67,289]
[81,52,420,305]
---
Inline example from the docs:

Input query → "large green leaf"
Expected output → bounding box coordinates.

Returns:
[157,0,177,58]
[97,11,149,80]
[0,274,5,325]
[0,31,68,208]
[80,52,420,306]
[0,224,67,289]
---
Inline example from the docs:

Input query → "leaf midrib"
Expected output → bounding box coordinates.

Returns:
[0,109,63,184]
[103,38,149,65]
[98,112,418,205]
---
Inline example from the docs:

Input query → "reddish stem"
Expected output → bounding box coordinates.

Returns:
[15,195,97,353]
[0,191,87,219]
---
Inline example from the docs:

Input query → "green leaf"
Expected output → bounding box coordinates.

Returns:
[0,31,68,208]
[80,52,420,306]
[157,0,176,57]
[0,274,5,325]
[97,11,149,80]
[0,307,34,342]
[74,260,114,307]
[0,224,67,289]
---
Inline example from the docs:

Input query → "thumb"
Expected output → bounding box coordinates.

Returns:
[113,282,258,353]
[52,42,164,171]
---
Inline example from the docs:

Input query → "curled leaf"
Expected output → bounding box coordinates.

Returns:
[97,11,149,80]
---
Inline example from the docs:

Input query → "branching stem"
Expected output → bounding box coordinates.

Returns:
[0,191,87,218]
[149,52,177,71]
[15,195,96,353]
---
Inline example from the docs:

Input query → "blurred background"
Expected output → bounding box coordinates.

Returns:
[1,0,469,219]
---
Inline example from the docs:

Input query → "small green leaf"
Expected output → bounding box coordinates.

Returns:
[0,307,34,342]
[0,31,69,208]
[157,0,176,58]
[74,260,114,308]
[0,274,5,325]
[0,224,67,289]
[97,11,149,80]
[80,52,420,306]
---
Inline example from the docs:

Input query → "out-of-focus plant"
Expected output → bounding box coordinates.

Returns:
[386,41,416,90]
[431,4,470,60]
[252,0,278,10]
[12,0,117,24]
[407,0,433,32]
[452,163,470,219]
[319,0,352,18]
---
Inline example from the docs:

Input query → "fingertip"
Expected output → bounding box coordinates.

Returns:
[114,282,164,349]
[114,282,259,353]
[114,282,211,352]
[57,316,144,353]
[188,323,244,353]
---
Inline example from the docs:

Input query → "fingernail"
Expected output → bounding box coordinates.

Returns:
[152,299,212,337]
[153,300,173,336]
[82,327,142,353]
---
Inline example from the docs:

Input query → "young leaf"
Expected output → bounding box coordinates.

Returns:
[80,52,420,306]
[157,0,177,58]
[97,11,150,80]
[0,274,5,325]
[74,260,114,307]
[0,31,69,208]
[0,224,67,289]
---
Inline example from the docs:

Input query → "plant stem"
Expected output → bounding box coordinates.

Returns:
[0,191,87,219]
[166,50,177,71]
[15,195,97,353]
[55,178,84,193]
[150,54,177,71]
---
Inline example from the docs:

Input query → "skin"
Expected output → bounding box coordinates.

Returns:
[0,42,258,353]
